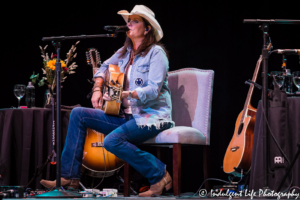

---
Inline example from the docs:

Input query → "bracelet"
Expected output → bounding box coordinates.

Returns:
[93,83,103,92]
[93,90,101,93]
[93,87,103,92]
[93,86,103,90]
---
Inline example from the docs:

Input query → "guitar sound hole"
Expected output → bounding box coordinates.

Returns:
[238,123,244,135]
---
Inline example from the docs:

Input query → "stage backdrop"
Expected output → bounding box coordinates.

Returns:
[1,0,300,193]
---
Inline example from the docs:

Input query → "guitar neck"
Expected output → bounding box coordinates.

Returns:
[241,55,262,123]
[93,67,100,77]
[86,48,101,78]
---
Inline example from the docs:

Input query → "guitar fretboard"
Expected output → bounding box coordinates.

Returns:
[86,48,101,77]
[93,67,100,77]
[240,55,262,124]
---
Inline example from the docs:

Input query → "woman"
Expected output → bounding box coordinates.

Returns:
[41,5,174,197]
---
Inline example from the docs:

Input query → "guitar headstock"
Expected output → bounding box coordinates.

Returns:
[86,48,101,68]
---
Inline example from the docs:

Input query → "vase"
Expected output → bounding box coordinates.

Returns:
[43,89,52,108]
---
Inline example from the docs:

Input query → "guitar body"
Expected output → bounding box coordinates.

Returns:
[223,105,256,175]
[82,128,124,177]
[223,47,270,176]
[102,64,124,115]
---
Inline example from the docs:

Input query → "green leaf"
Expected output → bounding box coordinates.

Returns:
[38,78,45,87]
[30,73,39,80]
[30,72,41,85]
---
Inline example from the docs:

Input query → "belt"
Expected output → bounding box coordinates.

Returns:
[124,113,133,121]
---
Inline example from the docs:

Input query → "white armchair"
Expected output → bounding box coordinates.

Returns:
[124,68,214,196]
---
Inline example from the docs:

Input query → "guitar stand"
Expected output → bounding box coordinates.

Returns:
[245,79,262,90]
[229,167,251,192]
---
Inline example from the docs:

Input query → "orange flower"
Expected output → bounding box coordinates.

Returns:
[46,59,66,70]
[46,59,56,70]
[60,60,66,68]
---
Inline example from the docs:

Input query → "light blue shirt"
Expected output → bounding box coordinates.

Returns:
[94,45,175,129]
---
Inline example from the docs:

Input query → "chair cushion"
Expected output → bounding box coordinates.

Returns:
[144,126,207,145]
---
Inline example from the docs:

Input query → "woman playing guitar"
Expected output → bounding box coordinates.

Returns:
[40,5,174,197]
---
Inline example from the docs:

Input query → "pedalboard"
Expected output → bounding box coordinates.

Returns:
[0,185,118,198]
[213,184,238,191]
[0,186,27,198]
[80,188,118,198]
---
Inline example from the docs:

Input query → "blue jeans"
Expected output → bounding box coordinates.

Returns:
[61,107,171,185]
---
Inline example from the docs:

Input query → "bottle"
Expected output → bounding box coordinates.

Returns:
[26,82,35,108]
[284,69,293,94]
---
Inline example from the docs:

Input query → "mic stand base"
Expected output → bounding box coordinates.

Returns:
[35,188,82,198]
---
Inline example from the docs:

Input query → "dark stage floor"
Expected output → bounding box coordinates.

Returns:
[1,193,289,200]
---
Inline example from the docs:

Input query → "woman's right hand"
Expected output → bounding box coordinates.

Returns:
[91,91,103,109]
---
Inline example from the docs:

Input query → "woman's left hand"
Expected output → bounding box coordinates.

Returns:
[121,90,139,100]
[122,91,129,99]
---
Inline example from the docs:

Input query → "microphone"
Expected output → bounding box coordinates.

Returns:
[104,25,129,32]
[273,49,300,55]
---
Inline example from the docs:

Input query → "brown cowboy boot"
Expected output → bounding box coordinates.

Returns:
[138,171,172,197]
[40,177,79,190]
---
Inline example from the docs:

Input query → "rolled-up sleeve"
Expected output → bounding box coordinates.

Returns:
[135,49,168,104]
[93,63,108,81]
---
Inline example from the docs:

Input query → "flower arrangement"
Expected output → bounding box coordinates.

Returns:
[30,41,80,93]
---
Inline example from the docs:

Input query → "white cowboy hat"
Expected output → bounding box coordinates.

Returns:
[117,5,163,41]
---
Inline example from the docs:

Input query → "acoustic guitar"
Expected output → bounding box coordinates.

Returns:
[82,48,124,178]
[223,55,263,176]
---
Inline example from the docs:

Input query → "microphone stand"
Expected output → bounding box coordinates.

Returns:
[243,19,300,190]
[26,90,56,189]
[36,32,118,198]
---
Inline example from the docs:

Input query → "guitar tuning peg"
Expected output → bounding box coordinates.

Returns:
[95,50,101,66]
[85,52,91,65]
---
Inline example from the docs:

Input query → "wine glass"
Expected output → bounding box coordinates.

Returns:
[293,71,300,93]
[270,71,285,88]
[14,84,26,108]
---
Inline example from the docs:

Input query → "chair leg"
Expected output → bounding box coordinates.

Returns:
[173,143,181,196]
[156,146,163,161]
[203,145,211,191]
[124,161,131,197]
